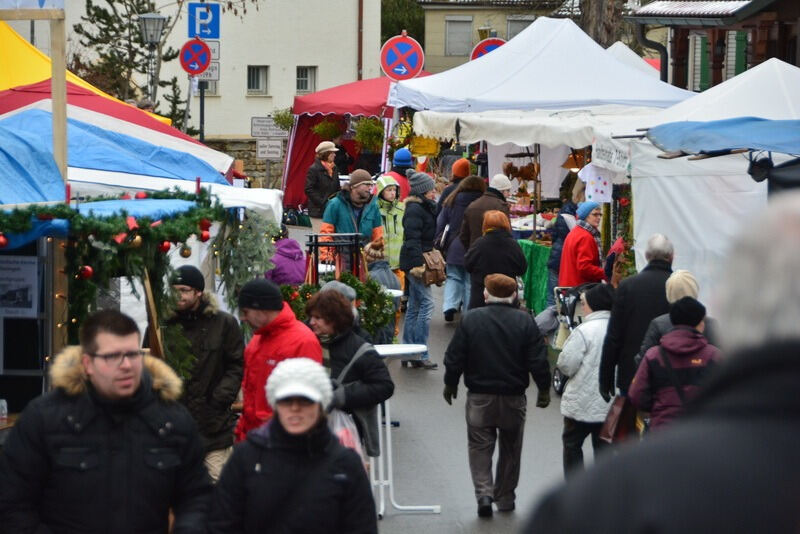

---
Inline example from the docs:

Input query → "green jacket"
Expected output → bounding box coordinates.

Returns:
[322,189,383,243]
[376,175,404,269]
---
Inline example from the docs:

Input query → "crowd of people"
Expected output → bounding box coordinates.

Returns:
[3,151,800,532]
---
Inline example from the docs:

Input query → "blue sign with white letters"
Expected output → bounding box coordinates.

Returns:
[188,2,220,39]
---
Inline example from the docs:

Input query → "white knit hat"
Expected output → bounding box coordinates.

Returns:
[265,358,333,409]
[490,173,512,191]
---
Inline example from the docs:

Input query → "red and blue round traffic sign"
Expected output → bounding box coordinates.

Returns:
[180,38,211,76]
[380,34,425,81]
[470,37,506,61]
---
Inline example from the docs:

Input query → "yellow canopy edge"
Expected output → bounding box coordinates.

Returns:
[0,21,171,125]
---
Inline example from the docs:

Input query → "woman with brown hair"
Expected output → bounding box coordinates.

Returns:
[464,210,527,309]
[305,290,394,457]
[305,141,341,220]
[436,175,487,321]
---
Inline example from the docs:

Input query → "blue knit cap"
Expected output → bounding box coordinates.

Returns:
[393,148,413,167]
[576,201,600,220]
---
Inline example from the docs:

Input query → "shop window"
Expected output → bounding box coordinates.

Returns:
[507,17,534,40]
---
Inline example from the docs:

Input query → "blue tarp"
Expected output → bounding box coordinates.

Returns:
[0,109,228,207]
[0,122,66,205]
[647,117,800,156]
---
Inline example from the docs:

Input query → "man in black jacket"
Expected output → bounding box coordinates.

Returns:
[524,191,800,533]
[0,310,211,533]
[599,234,673,400]
[167,266,244,481]
[443,274,551,518]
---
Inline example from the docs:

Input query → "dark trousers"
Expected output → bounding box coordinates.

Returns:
[562,417,606,476]
[465,392,526,507]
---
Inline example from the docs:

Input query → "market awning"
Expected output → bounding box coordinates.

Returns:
[647,117,800,155]
[626,0,778,27]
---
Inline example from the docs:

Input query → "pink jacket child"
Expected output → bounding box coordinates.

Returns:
[265,227,307,285]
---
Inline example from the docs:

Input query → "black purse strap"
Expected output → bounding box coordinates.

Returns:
[658,346,687,405]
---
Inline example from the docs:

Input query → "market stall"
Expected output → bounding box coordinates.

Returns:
[590,58,800,304]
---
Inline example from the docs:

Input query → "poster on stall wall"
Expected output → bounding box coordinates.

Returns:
[0,256,38,319]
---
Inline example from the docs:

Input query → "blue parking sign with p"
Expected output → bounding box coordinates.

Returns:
[188,2,220,39]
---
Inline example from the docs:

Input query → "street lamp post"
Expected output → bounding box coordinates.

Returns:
[138,13,167,103]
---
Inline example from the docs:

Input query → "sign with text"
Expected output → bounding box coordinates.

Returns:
[206,40,220,60]
[251,117,288,138]
[0,256,38,319]
[198,61,219,81]
[0,0,64,7]
[188,2,220,39]
[256,139,283,160]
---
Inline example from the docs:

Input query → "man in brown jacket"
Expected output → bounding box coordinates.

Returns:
[460,173,512,249]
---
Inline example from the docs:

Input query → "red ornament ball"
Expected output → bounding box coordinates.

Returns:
[619,197,630,207]
[291,291,300,300]
[134,192,148,199]
[78,265,94,280]
[199,230,211,242]
[199,218,212,231]
[0,234,8,248]
[158,241,171,253]
[119,193,132,200]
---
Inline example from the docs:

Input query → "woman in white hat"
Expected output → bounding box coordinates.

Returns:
[209,358,377,533]
[305,141,341,220]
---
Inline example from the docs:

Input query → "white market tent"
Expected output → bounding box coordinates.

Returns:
[387,17,691,112]
[591,58,800,305]
[606,41,659,78]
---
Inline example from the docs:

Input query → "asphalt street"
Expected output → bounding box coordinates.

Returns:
[288,226,599,534]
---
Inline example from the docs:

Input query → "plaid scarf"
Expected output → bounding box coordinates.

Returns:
[577,219,603,263]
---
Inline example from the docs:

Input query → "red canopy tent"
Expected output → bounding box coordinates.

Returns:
[282,74,428,209]
[0,79,232,174]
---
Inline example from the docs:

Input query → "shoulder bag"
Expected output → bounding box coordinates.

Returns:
[332,343,382,457]
[599,395,638,444]
[421,249,447,286]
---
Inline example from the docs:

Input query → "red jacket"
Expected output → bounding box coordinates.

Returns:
[234,303,322,441]
[558,225,606,287]
[384,171,410,200]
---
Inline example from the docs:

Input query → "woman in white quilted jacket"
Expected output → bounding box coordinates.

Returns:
[556,283,615,476]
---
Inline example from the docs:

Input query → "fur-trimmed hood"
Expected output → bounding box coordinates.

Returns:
[166,291,219,320]
[49,345,182,401]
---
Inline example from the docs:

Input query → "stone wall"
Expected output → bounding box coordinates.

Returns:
[205,137,285,189]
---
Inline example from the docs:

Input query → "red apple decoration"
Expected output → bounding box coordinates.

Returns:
[135,192,148,199]
[0,234,8,248]
[158,241,171,253]
[119,193,132,200]
[199,230,211,242]
[78,265,94,280]
[199,218,212,231]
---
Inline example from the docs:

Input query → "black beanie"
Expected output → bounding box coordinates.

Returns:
[669,296,706,327]
[238,278,283,311]
[173,266,205,292]
[584,283,614,311]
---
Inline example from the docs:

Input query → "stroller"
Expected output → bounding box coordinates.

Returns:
[550,282,600,395]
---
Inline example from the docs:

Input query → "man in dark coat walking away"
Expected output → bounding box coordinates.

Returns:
[599,234,673,400]
[0,310,211,533]
[460,174,512,249]
[523,191,800,534]
[436,157,471,215]
[444,274,551,518]
[167,265,244,481]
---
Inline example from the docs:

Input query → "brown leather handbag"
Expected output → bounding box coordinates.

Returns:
[599,395,637,444]
[421,249,446,286]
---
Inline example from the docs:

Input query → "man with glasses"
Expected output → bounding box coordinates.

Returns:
[558,201,607,288]
[0,309,211,532]
[163,265,243,481]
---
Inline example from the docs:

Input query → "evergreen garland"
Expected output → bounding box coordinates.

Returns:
[212,209,279,312]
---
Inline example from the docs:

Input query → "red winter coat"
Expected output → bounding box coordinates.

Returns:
[558,225,606,287]
[234,303,322,441]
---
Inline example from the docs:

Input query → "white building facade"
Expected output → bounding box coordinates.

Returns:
[10,1,381,138]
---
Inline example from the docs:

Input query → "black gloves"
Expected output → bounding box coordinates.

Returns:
[536,389,550,408]
[443,384,458,405]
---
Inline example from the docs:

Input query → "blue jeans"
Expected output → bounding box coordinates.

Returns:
[403,275,434,360]
[546,268,559,307]
[443,264,470,313]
